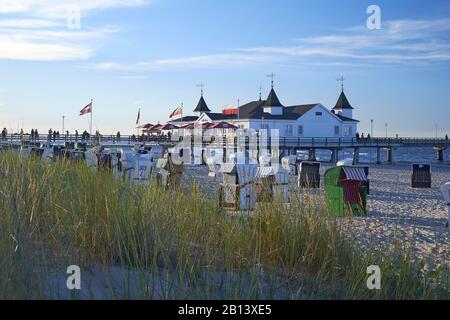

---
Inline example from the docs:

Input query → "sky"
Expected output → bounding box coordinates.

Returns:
[0,0,450,136]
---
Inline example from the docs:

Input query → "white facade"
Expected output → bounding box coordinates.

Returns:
[170,90,359,139]
[226,104,357,138]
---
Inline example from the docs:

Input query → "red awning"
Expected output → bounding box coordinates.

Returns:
[148,124,163,132]
[181,123,195,129]
[137,123,154,129]
[201,122,213,129]
[211,121,238,129]
[160,123,179,130]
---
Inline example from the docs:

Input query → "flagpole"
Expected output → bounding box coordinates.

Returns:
[90,99,93,137]
[137,108,140,137]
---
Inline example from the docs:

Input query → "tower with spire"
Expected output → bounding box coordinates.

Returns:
[332,77,354,119]
[263,73,284,115]
[193,83,211,116]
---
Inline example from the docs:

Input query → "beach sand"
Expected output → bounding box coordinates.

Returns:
[338,163,450,267]
[181,162,450,266]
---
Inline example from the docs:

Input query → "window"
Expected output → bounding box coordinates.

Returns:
[285,125,293,136]
[343,126,353,136]
[334,126,340,136]
[298,125,304,136]
[315,112,323,116]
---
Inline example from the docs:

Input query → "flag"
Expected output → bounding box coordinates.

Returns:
[136,108,141,125]
[79,102,92,116]
[222,105,238,115]
[170,105,183,118]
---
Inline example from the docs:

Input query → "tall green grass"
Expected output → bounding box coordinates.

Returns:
[0,151,448,299]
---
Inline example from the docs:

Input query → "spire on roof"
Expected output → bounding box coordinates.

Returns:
[263,88,283,107]
[333,77,354,110]
[193,95,211,113]
[333,91,354,110]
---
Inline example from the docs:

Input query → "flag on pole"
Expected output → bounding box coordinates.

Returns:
[136,108,141,125]
[169,105,183,118]
[222,104,238,115]
[79,102,92,116]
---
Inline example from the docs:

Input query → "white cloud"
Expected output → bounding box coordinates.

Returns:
[0,0,152,18]
[81,17,450,70]
[0,19,60,28]
[79,53,280,71]
[0,0,152,61]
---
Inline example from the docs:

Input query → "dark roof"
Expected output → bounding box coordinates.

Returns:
[263,88,283,107]
[169,116,198,122]
[238,100,317,120]
[333,91,354,110]
[205,113,238,121]
[336,114,359,122]
[193,96,211,113]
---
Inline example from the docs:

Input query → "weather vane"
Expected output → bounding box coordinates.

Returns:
[267,73,276,88]
[197,82,205,96]
[337,76,345,92]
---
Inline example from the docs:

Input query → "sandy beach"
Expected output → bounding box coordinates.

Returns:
[182,162,450,266]
[340,163,450,268]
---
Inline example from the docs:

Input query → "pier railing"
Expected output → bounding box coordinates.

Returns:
[0,134,449,149]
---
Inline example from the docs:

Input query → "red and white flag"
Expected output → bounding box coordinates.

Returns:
[169,105,183,118]
[222,105,238,115]
[79,102,92,116]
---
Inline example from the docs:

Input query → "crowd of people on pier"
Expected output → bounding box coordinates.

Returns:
[2,127,449,144]
[0,128,157,144]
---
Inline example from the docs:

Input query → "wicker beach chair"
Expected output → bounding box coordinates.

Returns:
[298,161,321,188]
[411,163,431,188]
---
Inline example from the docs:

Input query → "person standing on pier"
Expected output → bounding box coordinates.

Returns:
[35,129,39,142]
[75,130,79,142]
[48,129,53,142]
[1,128,7,142]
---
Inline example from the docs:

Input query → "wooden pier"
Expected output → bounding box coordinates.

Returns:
[1,134,449,164]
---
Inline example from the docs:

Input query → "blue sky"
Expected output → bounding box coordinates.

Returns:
[0,0,450,136]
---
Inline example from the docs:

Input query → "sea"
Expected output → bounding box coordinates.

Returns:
[298,147,450,164]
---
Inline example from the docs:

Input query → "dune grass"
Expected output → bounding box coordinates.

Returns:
[0,151,448,299]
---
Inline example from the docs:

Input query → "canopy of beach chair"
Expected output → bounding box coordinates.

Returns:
[342,167,367,181]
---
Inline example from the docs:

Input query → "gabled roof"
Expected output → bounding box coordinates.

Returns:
[205,113,238,121]
[193,96,211,113]
[333,91,354,110]
[238,100,318,120]
[169,116,198,122]
[263,88,283,107]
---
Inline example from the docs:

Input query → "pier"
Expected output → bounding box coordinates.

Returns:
[1,134,449,164]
